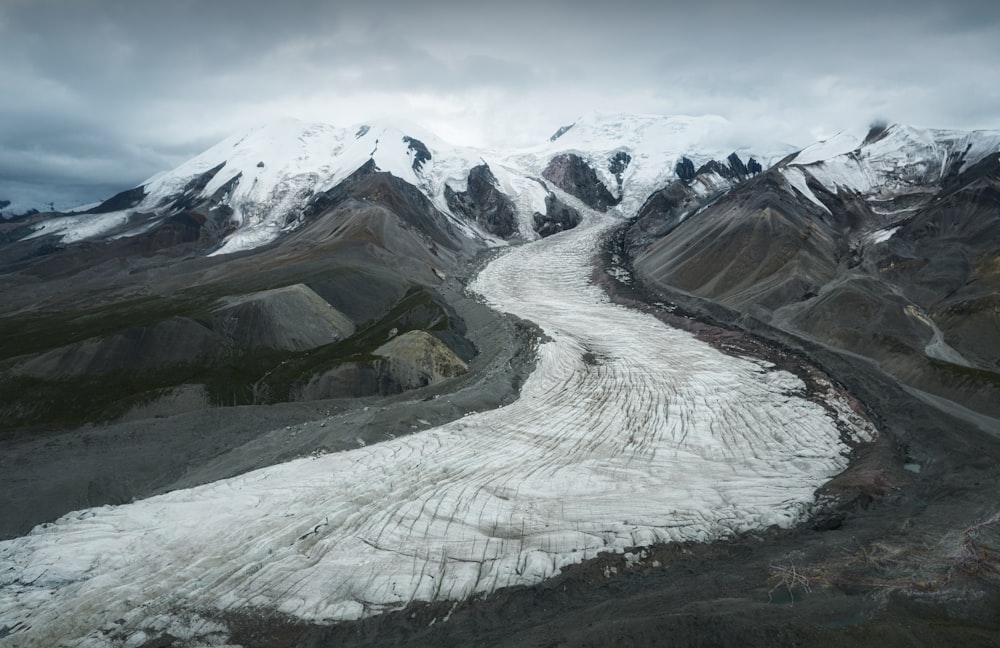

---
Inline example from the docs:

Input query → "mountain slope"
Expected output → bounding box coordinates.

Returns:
[0,156,487,433]
[629,123,1000,417]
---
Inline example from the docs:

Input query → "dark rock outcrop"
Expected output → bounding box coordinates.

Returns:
[163,162,226,207]
[402,136,432,172]
[549,123,575,142]
[609,151,632,190]
[696,159,737,179]
[680,153,759,183]
[863,120,890,144]
[542,153,619,211]
[727,152,749,178]
[87,186,146,214]
[675,157,696,181]
[533,193,582,238]
[444,164,518,237]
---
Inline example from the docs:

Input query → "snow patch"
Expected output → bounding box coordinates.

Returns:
[781,167,830,214]
[868,226,900,244]
[22,209,132,243]
[791,131,862,166]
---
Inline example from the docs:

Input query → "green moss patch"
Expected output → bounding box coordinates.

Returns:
[0,286,455,434]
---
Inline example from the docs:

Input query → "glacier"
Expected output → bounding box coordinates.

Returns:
[0,195,876,646]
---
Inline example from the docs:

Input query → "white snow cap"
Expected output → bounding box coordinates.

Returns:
[788,123,1000,196]
[24,115,997,253]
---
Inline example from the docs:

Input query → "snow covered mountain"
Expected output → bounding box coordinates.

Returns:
[517,112,788,214]
[14,113,783,256]
[3,112,997,433]
[787,122,1000,196]
[629,121,1000,419]
[22,119,491,254]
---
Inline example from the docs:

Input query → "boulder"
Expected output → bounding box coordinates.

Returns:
[374,330,468,390]
[533,193,582,238]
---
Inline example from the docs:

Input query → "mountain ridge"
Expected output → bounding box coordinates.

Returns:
[10,113,795,253]
[627,121,1000,419]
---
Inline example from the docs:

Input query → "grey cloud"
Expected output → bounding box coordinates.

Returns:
[2,0,999,210]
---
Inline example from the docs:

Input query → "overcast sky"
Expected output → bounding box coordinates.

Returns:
[2,0,999,210]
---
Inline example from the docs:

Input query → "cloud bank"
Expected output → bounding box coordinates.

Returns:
[2,0,998,210]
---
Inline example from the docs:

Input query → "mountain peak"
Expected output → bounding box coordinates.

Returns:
[22,114,995,258]
[518,112,779,216]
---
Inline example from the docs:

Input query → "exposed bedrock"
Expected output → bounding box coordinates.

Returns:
[608,150,632,191]
[298,330,469,400]
[541,152,620,211]
[374,329,468,388]
[444,164,518,237]
[402,135,432,171]
[532,193,582,238]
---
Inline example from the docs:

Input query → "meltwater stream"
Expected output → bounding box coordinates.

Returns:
[0,210,874,646]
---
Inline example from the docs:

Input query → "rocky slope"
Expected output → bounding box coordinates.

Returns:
[0,156,485,433]
[629,123,1000,418]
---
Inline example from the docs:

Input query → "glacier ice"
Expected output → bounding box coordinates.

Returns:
[0,201,876,646]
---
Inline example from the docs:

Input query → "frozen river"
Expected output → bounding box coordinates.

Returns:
[0,208,874,646]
